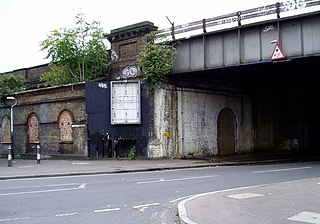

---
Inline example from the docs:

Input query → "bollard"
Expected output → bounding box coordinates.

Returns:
[36,145,41,164]
[8,145,12,167]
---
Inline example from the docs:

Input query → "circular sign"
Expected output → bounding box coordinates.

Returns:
[122,66,138,78]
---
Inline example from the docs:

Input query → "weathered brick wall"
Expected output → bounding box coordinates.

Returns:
[2,64,49,88]
[0,83,87,158]
[109,35,147,79]
[107,21,158,80]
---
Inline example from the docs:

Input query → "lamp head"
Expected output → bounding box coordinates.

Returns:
[6,96,16,100]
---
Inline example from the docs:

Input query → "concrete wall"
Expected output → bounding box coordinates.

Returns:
[178,88,253,157]
[149,84,254,158]
[0,83,87,158]
[148,85,178,158]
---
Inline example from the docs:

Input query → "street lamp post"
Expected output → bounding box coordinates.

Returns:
[6,96,17,167]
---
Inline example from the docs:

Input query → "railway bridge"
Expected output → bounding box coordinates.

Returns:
[150,0,320,157]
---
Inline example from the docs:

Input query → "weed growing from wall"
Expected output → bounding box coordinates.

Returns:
[137,33,177,91]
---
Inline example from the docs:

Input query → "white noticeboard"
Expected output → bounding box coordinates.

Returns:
[110,81,141,125]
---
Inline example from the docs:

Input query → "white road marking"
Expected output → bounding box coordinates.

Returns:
[0,183,78,190]
[72,162,91,165]
[55,212,79,217]
[137,175,219,184]
[78,183,87,189]
[170,195,193,203]
[133,203,160,209]
[0,166,216,181]
[226,192,265,200]
[93,208,120,213]
[0,183,86,196]
[0,217,30,222]
[287,211,320,224]
[252,166,311,174]
[0,174,101,181]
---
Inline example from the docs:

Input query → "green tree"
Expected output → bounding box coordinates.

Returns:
[40,64,76,87]
[0,73,27,103]
[137,33,177,91]
[40,13,110,87]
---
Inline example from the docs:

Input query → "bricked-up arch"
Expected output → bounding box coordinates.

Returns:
[217,108,236,156]
[27,113,40,144]
[1,116,11,144]
[58,110,74,143]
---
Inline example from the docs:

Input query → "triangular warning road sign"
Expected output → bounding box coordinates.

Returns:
[270,43,286,60]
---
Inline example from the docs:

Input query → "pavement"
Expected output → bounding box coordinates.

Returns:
[0,151,319,224]
[179,177,320,224]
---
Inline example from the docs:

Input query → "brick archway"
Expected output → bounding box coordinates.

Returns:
[1,116,11,144]
[217,108,236,156]
[58,110,74,143]
[27,113,40,144]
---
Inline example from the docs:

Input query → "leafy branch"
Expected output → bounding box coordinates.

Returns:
[137,33,177,91]
[0,73,27,104]
[40,12,110,87]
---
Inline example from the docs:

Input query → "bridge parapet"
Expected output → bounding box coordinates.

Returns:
[157,0,320,40]
[169,10,320,73]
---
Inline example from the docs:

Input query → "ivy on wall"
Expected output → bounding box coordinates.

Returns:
[137,33,177,91]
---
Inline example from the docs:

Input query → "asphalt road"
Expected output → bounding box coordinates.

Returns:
[0,161,319,224]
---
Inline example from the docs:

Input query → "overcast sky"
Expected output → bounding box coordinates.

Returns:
[0,0,318,73]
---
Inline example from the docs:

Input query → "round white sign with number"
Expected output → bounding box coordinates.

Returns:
[122,66,138,78]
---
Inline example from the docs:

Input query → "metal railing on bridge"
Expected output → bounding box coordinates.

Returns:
[156,0,320,40]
